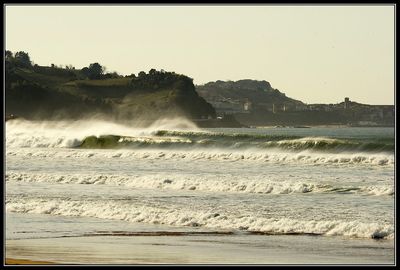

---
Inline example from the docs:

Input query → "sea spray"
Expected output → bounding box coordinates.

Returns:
[5,118,199,148]
[6,120,393,154]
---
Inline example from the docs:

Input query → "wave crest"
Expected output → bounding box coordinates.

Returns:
[6,196,394,240]
[6,172,394,196]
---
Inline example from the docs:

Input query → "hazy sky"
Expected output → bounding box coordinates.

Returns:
[5,5,395,105]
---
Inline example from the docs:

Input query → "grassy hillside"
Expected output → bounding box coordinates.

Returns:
[5,52,215,121]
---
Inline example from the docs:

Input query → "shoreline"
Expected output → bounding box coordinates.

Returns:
[6,233,395,264]
[6,258,56,265]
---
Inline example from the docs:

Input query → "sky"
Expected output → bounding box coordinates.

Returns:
[5,5,395,105]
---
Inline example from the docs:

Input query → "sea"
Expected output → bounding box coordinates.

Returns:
[5,119,395,264]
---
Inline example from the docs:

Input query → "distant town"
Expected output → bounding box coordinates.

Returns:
[205,96,394,127]
[196,80,394,127]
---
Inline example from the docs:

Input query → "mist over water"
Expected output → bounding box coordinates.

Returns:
[5,117,199,148]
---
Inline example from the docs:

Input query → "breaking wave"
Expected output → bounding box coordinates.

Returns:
[74,133,394,154]
[5,118,198,148]
[6,196,394,240]
[6,120,394,154]
[6,147,394,166]
[5,172,394,196]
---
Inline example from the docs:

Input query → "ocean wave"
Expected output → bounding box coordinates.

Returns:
[6,120,393,154]
[153,130,300,140]
[6,196,394,240]
[6,172,394,196]
[6,148,394,166]
[74,133,393,153]
[154,130,394,152]
[5,118,198,149]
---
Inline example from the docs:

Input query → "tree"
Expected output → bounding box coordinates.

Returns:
[14,51,32,67]
[80,63,105,79]
[87,63,104,79]
[138,71,146,77]
[80,67,89,78]
[5,50,13,60]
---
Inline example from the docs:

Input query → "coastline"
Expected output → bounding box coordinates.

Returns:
[6,258,56,265]
[5,233,395,264]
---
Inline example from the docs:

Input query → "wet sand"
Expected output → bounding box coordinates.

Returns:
[6,233,395,265]
[6,258,55,265]
[5,213,394,265]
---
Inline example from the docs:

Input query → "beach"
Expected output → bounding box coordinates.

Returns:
[6,213,394,264]
[6,258,55,265]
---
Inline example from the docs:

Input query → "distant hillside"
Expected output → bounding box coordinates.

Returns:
[6,51,393,127]
[5,51,215,122]
[196,79,304,112]
[195,79,394,126]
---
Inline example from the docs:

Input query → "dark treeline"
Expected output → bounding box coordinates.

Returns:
[6,50,122,80]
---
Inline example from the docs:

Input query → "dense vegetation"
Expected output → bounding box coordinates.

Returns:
[5,51,216,122]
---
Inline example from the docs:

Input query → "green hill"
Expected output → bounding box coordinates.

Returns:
[5,51,215,122]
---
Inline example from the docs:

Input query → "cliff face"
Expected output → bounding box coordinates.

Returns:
[5,61,215,121]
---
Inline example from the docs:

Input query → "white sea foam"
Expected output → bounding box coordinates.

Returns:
[6,147,394,166]
[270,137,345,146]
[358,186,395,196]
[118,136,193,144]
[6,196,394,239]
[5,118,199,148]
[5,172,394,196]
